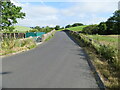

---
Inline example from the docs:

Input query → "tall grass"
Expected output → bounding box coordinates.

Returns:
[0,38,36,55]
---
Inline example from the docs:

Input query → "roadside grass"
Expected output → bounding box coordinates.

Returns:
[45,31,56,41]
[86,35,119,49]
[45,36,52,41]
[69,32,120,89]
[66,25,88,31]
[0,38,36,56]
[84,46,120,89]
[57,29,64,31]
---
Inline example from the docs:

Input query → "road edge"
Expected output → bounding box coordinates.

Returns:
[65,31,106,90]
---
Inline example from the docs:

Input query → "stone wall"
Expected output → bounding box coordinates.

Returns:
[42,29,56,42]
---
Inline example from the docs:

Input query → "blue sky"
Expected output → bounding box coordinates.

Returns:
[11,0,119,27]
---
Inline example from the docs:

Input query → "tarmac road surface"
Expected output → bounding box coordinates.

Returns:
[2,31,98,88]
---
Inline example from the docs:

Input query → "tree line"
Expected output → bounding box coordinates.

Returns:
[65,23,84,28]
[29,26,54,33]
[82,10,120,35]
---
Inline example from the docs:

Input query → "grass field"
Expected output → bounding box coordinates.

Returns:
[86,35,119,49]
[0,26,31,33]
[14,26,31,32]
[66,25,88,31]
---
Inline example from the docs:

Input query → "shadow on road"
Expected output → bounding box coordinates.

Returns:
[0,72,12,75]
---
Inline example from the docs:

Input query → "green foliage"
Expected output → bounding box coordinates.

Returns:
[34,26,41,30]
[98,22,107,34]
[55,25,60,30]
[100,10,120,35]
[44,26,53,32]
[1,1,25,32]
[72,23,83,27]
[65,24,72,28]
[70,27,120,89]
[80,10,120,35]
[66,25,88,31]
[82,25,98,34]
[29,26,53,33]
[27,29,38,32]
[73,33,119,70]
[98,45,116,63]
[106,10,120,34]
[65,23,84,28]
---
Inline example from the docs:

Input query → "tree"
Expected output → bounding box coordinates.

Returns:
[1,1,25,32]
[72,23,83,27]
[106,10,120,34]
[34,26,41,30]
[98,22,107,35]
[82,25,98,34]
[65,24,72,28]
[55,25,60,30]
[112,10,120,34]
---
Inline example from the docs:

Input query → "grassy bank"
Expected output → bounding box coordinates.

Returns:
[66,25,88,31]
[45,31,56,41]
[0,38,36,56]
[69,32,120,89]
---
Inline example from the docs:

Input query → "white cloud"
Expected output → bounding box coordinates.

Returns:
[17,0,119,2]
[16,3,60,27]
[85,15,108,24]
[16,0,119,27]
[10,0,23,6]
[61,1,117,16]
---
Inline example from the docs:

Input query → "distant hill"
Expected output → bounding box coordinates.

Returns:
[14,26,31,33]
[66,25,88,31]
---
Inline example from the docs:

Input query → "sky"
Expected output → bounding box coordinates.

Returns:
[11,0,119,27]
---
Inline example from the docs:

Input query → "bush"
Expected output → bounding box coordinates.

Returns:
[65,25,72,28]
[98,44,116,63]
[72,23,83,27]
[82,25,98,34]
[55,25,60,30]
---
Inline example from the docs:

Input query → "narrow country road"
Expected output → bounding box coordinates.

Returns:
[2,31,98,88]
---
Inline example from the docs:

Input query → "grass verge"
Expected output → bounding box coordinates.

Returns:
[0,38,36,56]
[69,32,120,89]
[45,31,56,42]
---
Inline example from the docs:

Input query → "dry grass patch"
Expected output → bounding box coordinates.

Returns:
[0,38,36,56]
